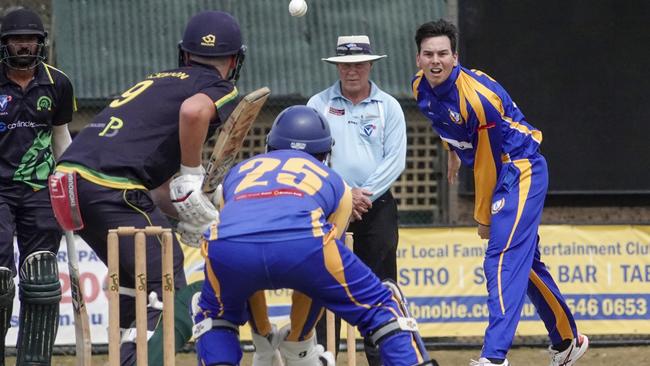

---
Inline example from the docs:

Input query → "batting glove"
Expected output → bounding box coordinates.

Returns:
[170,172,218,225]
[176,220,213,248]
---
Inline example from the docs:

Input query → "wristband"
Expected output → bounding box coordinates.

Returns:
[180,164,205,176]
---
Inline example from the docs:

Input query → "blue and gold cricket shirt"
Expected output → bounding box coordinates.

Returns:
[412,65,542,225]
[209,149,352,242]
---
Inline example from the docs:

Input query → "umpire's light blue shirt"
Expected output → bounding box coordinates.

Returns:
[307,81,406,202]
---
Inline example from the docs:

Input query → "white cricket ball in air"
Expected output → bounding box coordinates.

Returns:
[289,0,308,17]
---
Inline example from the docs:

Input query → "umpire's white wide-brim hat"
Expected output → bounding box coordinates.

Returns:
[321,35,387,64]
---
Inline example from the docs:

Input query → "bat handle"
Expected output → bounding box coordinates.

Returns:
[65,231,80,270]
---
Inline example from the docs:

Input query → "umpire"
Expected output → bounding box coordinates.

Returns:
[308,34,407,365]
[0,7,76,365]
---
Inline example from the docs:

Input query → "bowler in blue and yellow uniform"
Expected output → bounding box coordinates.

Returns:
[412,20,588,366]
[193,106,431,366]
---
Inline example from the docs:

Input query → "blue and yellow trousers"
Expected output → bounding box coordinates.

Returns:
[482,154,578,359]
[195,233,427,365]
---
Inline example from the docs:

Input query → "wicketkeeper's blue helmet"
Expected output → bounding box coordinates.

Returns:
[266,106,333,156]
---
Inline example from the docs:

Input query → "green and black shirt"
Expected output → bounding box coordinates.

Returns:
[0,62,76,190]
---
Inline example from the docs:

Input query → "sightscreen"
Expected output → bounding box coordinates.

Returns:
[458,0,649,194]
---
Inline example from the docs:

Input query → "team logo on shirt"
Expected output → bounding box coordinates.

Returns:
[201,34,216,47]
[491,198,505,214]
[328,107,345,116]
[361,123,376,137]
[0,95,12,112]
[448,109,461,124]
[37,96,52,111]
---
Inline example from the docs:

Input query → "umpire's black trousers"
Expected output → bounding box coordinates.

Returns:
[316,190,399,365]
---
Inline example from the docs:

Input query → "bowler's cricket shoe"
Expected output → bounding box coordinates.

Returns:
[469,358,509,366]
[548,334,589,366]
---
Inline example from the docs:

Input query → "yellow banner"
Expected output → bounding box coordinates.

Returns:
[399,225,650,337]
[185,225,650,339]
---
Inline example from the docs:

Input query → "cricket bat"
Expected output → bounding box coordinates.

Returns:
[65,231,92,366]
[202,87,270,195]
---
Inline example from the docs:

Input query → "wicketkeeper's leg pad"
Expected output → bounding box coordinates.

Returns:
[365,279,437,366]
[252,323,282,366]
[381,279,428,354]
[277,324,334,366]
[16,251,61,365]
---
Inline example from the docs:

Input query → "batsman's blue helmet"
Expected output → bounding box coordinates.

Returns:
[267,106,333,155]
[179,11,243,57]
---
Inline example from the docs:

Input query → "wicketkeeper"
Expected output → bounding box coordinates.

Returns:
[191,106,435,366]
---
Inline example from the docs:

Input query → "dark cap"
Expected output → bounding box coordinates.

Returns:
[179,11,242,57]
[0,8,46,39]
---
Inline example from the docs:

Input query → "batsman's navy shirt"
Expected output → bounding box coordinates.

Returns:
[59,63,238,190]
[0,63,75,189]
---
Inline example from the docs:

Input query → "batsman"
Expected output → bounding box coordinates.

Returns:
[51,10,244,365]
